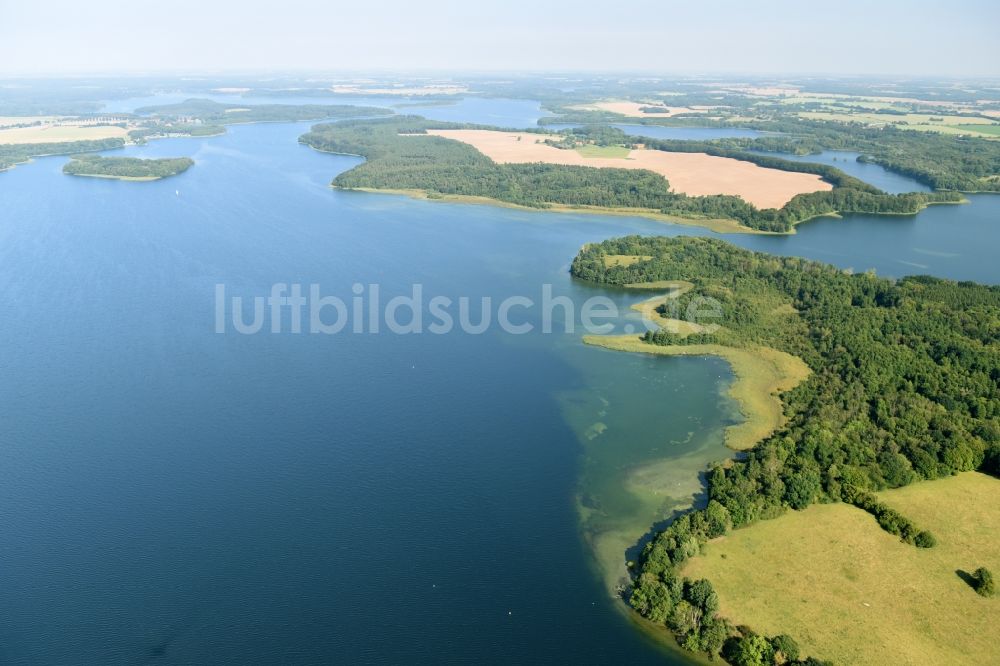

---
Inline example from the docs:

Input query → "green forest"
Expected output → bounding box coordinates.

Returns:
[300,118,959,233]
[542,112,1000,193]
[571,236,1000,664]
[134,99,393,125]
[723,118,1000,192]
[0,138,127,171]
[62,155,194,179]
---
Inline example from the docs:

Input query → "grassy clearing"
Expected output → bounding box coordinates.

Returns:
[958,123,1000,136]
[624,280,696,290]
[576,144,631,158]
[797,111,1000,138]
[582,335,810,451]
[603,254,653,268]
[683,472,1000,665]
[629,285,709,338]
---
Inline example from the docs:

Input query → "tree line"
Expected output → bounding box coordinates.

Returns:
[0,138,127,171]
[62,155,194,179]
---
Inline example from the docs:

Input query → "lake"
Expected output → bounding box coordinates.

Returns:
[611,124,765,141]
[0,120,996,663]
[749,149,932,195]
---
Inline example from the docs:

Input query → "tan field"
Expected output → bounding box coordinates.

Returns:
[0,123,129,145]
[683,472,1000,665]
[426,129,831,209]
[568,101,705,117]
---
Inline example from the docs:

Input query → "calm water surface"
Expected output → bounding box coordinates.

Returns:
[749,149,932,194]
[1,118,996,664]
[611,124,765,141]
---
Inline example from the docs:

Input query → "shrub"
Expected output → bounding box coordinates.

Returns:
[973,567,996,598]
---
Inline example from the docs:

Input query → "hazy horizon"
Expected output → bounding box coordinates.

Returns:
[2,0,998,78]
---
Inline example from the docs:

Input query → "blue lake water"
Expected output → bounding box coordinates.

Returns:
[1,119,997,663]
[610,124,765,141]
[749,149,931,194]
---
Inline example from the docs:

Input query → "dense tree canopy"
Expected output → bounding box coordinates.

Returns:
[62,155,194,179]
[0,138,127,171]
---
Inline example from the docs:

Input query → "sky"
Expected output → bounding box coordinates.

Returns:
[1,0,998,77]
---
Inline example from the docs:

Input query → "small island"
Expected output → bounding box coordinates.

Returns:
[62,155,194,181]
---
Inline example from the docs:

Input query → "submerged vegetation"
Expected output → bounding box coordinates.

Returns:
[572,236,1000,663]
[300,117,960,233]
[63,155,194,180]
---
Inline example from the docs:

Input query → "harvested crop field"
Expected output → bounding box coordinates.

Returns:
[0,123,129,145]
[425,129,831,209]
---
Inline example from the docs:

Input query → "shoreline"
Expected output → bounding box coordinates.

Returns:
[64,172,162,181]
[332,186,771,235]
[582,335,810,451]
[572,282,810,657]
[329,185,969,236]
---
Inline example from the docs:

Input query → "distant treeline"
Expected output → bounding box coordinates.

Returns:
[550,114,1000,193]
[0,138,127,171]
[135,99,394,125]
[300,118,959,232]
[63,155,193,179]
[572,236,1000,663]
[726,118,1000,192]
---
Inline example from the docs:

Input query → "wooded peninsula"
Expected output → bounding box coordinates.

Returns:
[300,118,961,233]
[572,236,1000,665]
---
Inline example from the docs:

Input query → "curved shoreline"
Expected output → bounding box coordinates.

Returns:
[582,335,810,451]
[64,172,161,181]
[573,281,810,658]
[332,186,769,235]
[329,184,968,236]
